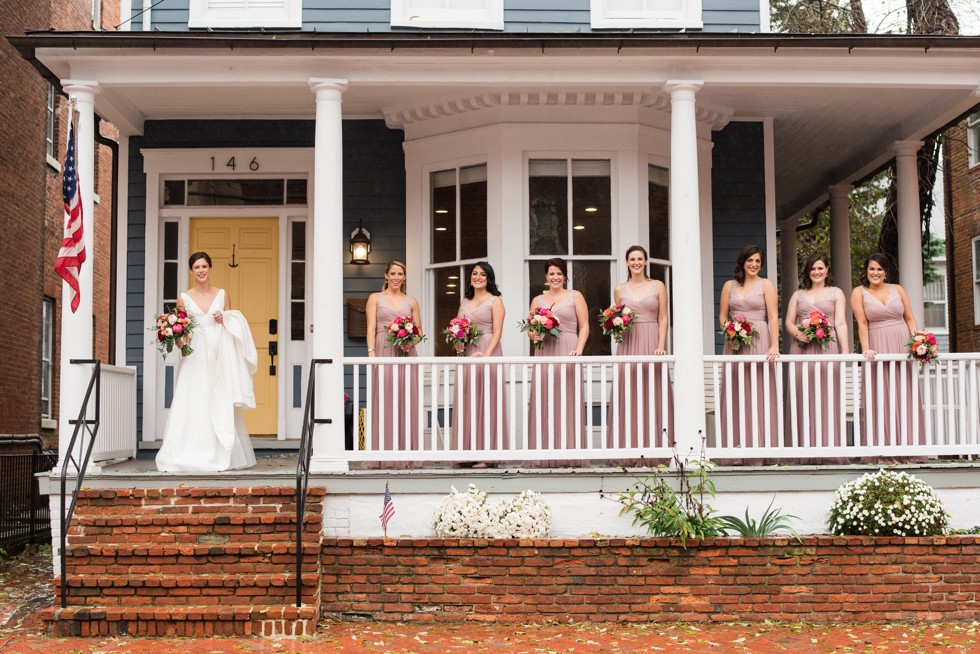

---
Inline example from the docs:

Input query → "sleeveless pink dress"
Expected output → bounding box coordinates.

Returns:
[609,282,673,457]
[367,293,420,469]
[719,281,779,452]
[527,292,587,465]
[788,289,844,452]
[861,285,923,448]
[453,295,508,452]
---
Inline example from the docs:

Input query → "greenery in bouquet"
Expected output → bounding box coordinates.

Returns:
[828,469,949,536]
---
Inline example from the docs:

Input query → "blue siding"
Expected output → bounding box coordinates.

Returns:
[710,121,767,354]
[139,0,760,33]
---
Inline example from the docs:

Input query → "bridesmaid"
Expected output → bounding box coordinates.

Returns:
[453,262,507,465]
[785,253,849,462]
[851,252,924,456]
[609,245,673,461]
[526,258,589,465]
[718,245,780,460]
[364,259,422,468]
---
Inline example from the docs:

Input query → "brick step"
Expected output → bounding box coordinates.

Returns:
[43,604,319,637]
[68,513,321,546]
[62,542,320,574]
[58,571,320,603]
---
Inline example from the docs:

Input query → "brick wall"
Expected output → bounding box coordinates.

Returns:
[321,536,980,623]
[945,122,980,353]
[0,0,119,446]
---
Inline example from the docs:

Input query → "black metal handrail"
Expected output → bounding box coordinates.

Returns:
[295,358,331,607]
[59,359,101,609]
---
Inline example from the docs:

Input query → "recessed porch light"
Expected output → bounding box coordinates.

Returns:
[435,209,449,214]
[584,207,598,213]
[573,225,585,230]
[435,227,448,231]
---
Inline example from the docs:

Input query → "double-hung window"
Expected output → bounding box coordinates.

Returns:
[974,237,980,325]
[41,298,54,422]
[968,112,980,168]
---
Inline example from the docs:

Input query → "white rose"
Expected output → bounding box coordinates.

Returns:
[612,317,624,327]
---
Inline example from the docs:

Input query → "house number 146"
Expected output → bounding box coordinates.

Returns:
[210,156,260,171]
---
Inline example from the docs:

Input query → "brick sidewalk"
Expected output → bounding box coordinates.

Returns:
[2,619,979,653]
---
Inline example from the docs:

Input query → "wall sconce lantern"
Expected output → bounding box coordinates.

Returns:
[349,222,372,265]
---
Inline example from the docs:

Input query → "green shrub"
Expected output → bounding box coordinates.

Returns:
[828,468,949,536]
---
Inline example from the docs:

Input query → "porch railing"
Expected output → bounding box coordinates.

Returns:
[92,364,137,462]
[343,353,980,463]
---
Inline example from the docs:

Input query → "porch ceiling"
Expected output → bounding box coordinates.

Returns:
[12,31,980,221]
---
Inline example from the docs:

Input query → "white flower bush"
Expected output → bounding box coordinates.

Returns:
[828,469,950,537]
[431,484,551,538]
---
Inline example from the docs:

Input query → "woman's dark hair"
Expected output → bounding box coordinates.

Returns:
[734,245,764,286]
[801,252,834,290]
[188,252,212,269]
[544,257,567,279]
[859,252,895,288]
[624,245,650,281]
[465,262,501,299]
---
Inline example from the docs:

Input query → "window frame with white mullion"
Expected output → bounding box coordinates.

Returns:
[188,0,303,29]
[973,236,980,325]
[41,297,55,424]
[590,0,704,30]
[968,112,980,169]
[390,0,504,30]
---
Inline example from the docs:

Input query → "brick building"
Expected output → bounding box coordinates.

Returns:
[0,0,117,449]
[944,115,980,353]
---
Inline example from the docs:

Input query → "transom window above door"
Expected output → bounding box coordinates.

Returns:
[162,178,308,207]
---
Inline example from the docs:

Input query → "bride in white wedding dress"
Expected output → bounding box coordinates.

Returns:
[156,252,257,472]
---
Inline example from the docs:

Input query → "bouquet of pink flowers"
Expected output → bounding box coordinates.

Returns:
[599,303,634,344]
[151,308,197,358]
[722,315,758,352]
[796,310,836,350]
[385,315,424,355]
[519,306,561,351]
[442,316,483,356]
[907,330,939,368]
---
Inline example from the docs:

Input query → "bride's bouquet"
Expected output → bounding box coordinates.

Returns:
[443,316,482,356]
[598,303,634,344]
[385,315,424,355]
[722,315,758,352]
[519,306,561,351]
[151,308,197,358]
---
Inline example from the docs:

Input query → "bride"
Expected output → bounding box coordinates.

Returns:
[155,252,257,472]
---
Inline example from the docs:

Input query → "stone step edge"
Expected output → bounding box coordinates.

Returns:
[42,604,319,622]
[76,487,327,500]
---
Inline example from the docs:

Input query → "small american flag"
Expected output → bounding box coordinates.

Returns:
[380,481,395,536]
[54,111,86,313]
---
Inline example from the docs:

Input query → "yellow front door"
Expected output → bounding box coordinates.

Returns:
[191,218,279,436]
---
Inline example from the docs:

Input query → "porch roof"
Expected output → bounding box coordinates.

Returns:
[8,30,980,220]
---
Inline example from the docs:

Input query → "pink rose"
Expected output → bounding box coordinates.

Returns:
[544,319,554,329]
[173,323,184,334]
[801,319,811,328]
[397,329,407,338]
[815,328,825,338]
[622,316,631,325]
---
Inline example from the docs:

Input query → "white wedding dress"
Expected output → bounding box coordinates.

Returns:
[155,289,257,472]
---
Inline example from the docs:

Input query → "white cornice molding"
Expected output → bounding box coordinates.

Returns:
[384,88,734,130]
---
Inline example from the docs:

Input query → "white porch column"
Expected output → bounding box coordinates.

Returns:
[779,217,799,322]
[57,81,100,468]
[894,140,925,327]
[664,81,706,455]
[309,78,349,472]
[828,184,854,332]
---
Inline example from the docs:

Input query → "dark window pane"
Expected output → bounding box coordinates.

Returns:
[572,260,611,357]
[186,179,284,206]
[431,170,457,264]
[459,165,487,261]
[286,179,308,205]
[163,180,185,206]
[648,166,670,263]
[529,159,568,256]
[526,260,554,309]
[290,301,305,341]
[433,266,462,357]
[571,160,611,255]
[291,262,305,300]
[164,222,179,260]
[163,261,178,300]
[291,221,306,261]
[924,303,946,329]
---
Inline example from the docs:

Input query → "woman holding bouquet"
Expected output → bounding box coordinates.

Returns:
[718,245,780,461]
[851,253,924,457]
[526,258,589,466]
[608,245,672,461]
[453,262,507,463]
[365,259,422,468]
[785,253,849,461]
[156,252,257,472]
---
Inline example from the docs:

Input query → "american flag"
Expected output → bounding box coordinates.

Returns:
[380,481,395,536]
[54,114,86,313]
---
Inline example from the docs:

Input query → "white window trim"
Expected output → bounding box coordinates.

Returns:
[188,0,303,29]
[92,0,102,29]
[967,112,980,169]
[41,297,54,420]
[590,0,703,30]
[973,236,980,325]
[391,0,504,30]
